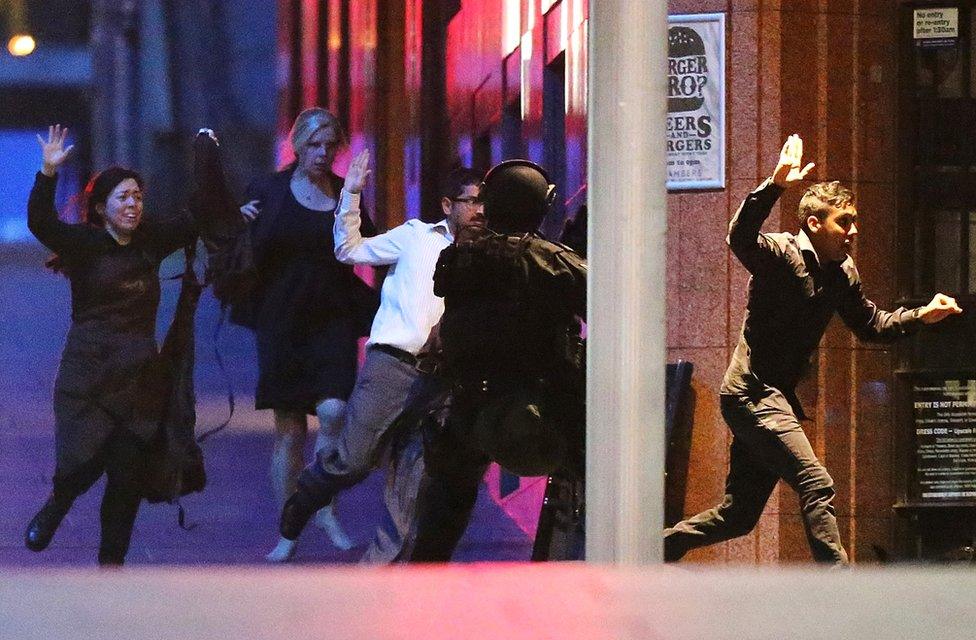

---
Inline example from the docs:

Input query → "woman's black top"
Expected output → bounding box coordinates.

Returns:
[246,168,378,412]
[27,172,196,476]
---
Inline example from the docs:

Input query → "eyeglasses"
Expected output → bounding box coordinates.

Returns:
[451,196,483,204]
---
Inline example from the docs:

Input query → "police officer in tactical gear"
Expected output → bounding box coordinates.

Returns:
[409,160,588,562]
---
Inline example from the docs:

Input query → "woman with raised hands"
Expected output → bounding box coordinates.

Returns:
[24,125,197,565]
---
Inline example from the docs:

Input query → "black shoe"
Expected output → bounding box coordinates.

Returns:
[279,491,321,540]
[25,495,72,552]
[97,551,126,567]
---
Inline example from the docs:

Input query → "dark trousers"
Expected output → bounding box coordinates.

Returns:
[52,429,146,565]
[410,394,490,561]
[410,383,584,562]
[664,389,848,564]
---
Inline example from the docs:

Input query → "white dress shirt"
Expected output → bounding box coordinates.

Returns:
[334,189,452,355]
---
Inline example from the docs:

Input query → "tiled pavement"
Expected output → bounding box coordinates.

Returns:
[0,246,532,567]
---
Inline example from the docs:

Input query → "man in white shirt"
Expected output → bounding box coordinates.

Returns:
[272,151,484,562]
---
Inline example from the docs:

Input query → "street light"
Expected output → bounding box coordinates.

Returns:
[7,33,35,56]
[3,0,35,57]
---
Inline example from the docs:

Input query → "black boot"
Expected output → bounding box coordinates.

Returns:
[25,494,73,552]
[279,465,338,540]
[97,550,126,566]
[279,489,325,540]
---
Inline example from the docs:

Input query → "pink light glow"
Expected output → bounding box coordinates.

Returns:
[484,465,546,537]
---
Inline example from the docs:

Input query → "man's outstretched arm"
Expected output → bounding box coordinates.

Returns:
[837,266,962,342]
[728,134,815,275]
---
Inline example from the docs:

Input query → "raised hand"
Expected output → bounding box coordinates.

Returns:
[772,134,815,188]
[37,124,75,177]
[198,127,219,145]
[240,199,261,221]
[918,293,963,324]
[344,149,371,194]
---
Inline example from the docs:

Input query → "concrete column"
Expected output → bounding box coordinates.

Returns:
[90,0,138,169]
[586,1,668,563]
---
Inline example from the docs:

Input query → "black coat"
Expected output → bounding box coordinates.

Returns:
[27,172,197,476]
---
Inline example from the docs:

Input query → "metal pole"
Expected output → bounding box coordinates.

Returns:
[586,0,668,563]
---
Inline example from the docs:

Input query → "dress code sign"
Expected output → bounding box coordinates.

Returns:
[667,13,725,190]
[912,377,976,502]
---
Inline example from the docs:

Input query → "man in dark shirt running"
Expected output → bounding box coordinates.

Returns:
[664,134,962,564]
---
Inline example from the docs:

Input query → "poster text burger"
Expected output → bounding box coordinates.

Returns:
[668,26,712,153]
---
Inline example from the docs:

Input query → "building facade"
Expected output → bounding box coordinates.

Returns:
[278,0,976,563]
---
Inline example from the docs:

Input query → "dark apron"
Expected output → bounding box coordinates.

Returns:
[53,323,160,478]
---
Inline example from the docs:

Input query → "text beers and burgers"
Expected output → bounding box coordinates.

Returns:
[668,26,712,153]
[667,115,712,152]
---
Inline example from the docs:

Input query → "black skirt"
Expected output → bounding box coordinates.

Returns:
[254,308,359,411]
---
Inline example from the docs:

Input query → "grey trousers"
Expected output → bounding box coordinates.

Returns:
[299,347,436,563]
[664,388,849,564]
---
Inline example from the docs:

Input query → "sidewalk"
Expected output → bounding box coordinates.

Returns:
[0,246,531,566]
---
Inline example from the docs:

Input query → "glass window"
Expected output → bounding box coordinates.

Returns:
[933,210,963,292]
[906,4,976,296]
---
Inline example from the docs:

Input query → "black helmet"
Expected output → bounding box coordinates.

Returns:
[480,159,556,234]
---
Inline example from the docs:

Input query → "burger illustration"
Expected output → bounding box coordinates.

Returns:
[668,26,706,113]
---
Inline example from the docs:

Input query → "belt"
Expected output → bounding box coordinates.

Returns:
[371,343,418,366]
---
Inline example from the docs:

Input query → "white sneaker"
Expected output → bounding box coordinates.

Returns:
[265,536,298,563]
[314,503,353,550]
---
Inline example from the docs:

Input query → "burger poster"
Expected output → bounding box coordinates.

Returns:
[667,13,725,190]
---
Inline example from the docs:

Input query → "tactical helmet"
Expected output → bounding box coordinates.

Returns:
[480,159,556,234]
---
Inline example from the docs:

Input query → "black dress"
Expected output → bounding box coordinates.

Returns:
[246,169,378,412]
[27,172,197,478]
